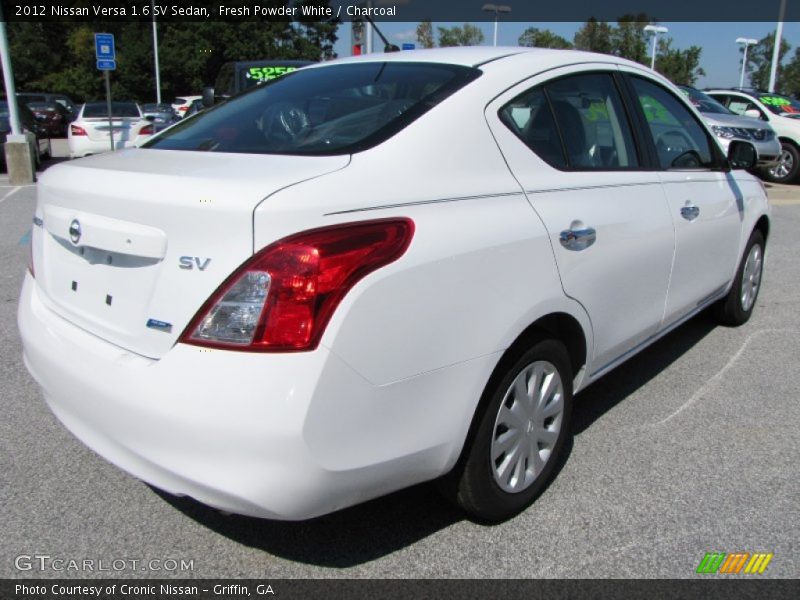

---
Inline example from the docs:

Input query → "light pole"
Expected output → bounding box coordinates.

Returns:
[644,25,669,70]
[482,4,511,47]
[768,0,787,93]
[151,0,161,104]
[736,38,758,89]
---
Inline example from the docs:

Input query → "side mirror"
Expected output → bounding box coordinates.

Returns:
[728,140,757,170]
[202,87,215,108]
[744,109,764,120]
[144,115,156,122]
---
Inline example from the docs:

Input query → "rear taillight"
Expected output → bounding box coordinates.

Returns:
[70,125,87,136]
[139,124,154,135]
[179,106,188,112]
[180,219,414,352]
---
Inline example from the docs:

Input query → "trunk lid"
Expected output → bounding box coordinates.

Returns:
[80,117,142,142]
[32,148,349,358]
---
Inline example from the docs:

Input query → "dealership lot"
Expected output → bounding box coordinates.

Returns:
[0,168,798,578]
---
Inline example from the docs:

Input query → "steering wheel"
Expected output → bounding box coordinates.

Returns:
[261,102,311,144]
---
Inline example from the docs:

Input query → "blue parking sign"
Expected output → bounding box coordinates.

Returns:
[95,33,115,61]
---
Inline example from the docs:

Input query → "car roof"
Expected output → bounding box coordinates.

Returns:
[317,46,638,69]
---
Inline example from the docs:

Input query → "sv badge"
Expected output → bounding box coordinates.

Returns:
[179,256,212,271]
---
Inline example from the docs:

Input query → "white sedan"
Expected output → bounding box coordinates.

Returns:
[68,101,154,158]
[19,48,769,522]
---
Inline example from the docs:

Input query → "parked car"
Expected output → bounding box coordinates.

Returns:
[68,101,154,158]
[182,98,205,119]
[679,86,780,170]
[19,48,769,523]
[0,99,51,166]
[17,92,78,122]
[141,103,178,132]
[706,88,800,183]
[27,101,70,138]
[171,95,202,118]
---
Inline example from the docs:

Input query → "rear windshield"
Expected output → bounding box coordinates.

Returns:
[145,62,481,156]
[83,102,141,118]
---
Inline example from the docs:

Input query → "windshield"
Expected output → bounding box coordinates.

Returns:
[145,62,481,156]
[680,87,731,115]
[83,102,141,118]
[757,93,800,115]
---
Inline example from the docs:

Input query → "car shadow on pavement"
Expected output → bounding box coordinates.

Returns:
[152,311,717,567]
[571,310,717,434]
[151,481,464,568]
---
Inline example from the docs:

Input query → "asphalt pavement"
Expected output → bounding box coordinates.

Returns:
[0,163,798,579]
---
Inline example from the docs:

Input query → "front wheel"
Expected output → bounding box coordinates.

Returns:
[450,339,573,522]
[714,230,765,326]
[764,142,800,184]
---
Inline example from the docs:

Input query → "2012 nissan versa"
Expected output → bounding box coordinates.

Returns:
[18,48,769,522]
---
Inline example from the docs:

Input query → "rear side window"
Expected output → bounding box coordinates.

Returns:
[630,77,715,170]
[145,62,481,156]
[499,72,638,170]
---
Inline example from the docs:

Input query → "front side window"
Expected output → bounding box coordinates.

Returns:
[499,72,638,170]
[146,62,481,156]
[756,93,800,117]
[631,77,715,170]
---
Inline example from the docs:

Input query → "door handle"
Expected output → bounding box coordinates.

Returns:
[559,224,596,251]
[681,203,700,221]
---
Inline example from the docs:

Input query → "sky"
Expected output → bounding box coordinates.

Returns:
[334,21,800,88]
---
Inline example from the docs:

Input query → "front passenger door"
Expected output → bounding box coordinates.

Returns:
[625,74,742,326]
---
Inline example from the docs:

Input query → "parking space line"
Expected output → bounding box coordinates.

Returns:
[649,328,800,427]
[0,186,22,204]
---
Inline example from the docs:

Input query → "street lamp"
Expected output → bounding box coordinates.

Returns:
[644,24,668,70]
[736,37,759,89]
[482,4,511,47]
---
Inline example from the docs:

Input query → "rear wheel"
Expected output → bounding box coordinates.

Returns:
[451,339,573,522]
[714,230,765,326]
[764,142,800,183]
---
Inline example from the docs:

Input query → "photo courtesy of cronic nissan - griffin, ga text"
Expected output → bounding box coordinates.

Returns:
[18,48,769,522]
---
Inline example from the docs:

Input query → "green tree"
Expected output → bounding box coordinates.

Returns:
[611,14,651,63]
[745,31,792,91]
[655,39,706,86]
[416,20,435,49]
[781,48,800,96]
[437,23,484,47]
[573,18,613,54]
[518,27,573,49]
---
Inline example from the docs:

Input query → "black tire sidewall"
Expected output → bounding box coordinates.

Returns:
[718,230,765,325]
[457,339,573,522]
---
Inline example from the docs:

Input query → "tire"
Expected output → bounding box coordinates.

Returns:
[450,339,573,522]
[714,230,765,326]
[764,142,800,184]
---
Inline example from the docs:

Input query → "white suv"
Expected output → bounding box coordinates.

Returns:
[19,48,769,522]
[706,88,800,183]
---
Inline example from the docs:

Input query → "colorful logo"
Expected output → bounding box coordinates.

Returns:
[696,552,773,574]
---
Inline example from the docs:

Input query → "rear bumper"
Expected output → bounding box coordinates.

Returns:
[68,137,145,158]
[18,274,491,519]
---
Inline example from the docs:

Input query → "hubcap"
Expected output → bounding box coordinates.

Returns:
[491,361,564,494]
[740,244,763,312]
[769,149,794,180]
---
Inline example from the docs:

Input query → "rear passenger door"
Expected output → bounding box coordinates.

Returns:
[486,66,675,376]
[623,73,743,325]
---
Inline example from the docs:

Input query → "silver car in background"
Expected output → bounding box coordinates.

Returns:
[679,86,780,169]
